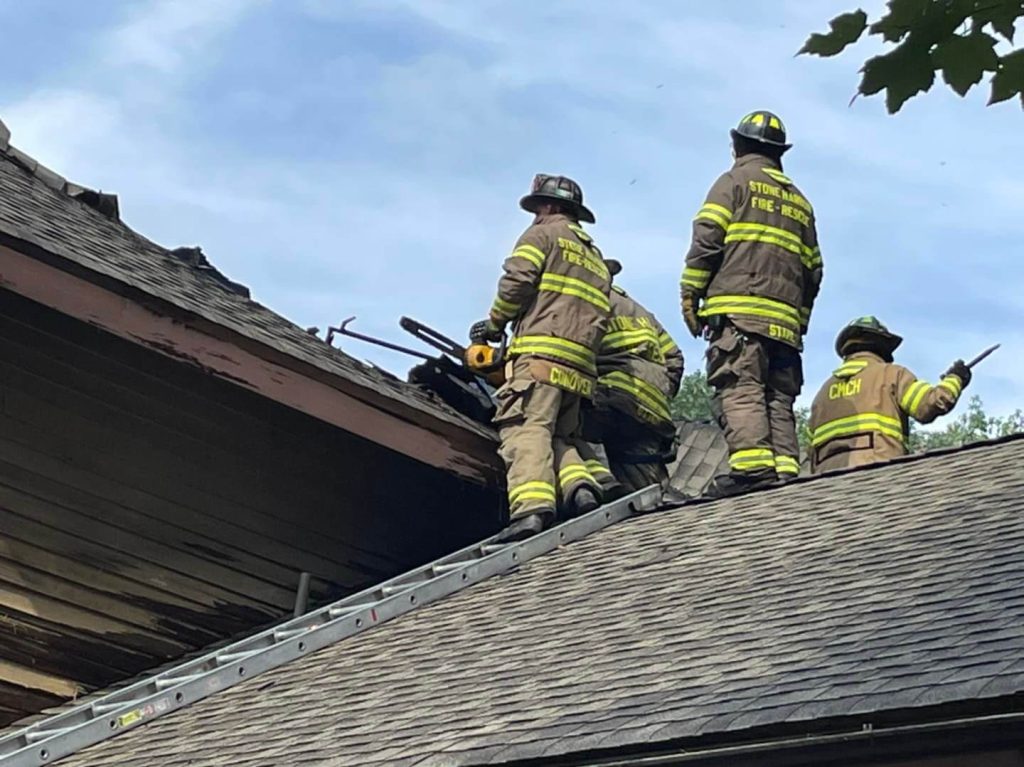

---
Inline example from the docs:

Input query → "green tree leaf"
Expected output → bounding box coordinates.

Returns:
[989,48,1024,103]
[933,31,999,95]
[974,0,1021,42]
[860,39,936,111]
[870,0,931,42]
[800,9,869,56]
[670,372,715,421]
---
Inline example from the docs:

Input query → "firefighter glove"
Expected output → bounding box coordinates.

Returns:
[945,359,972,389]
[681,291,702,338]
[470,319,505,344]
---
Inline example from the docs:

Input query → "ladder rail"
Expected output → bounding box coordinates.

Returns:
[0,487,660,767]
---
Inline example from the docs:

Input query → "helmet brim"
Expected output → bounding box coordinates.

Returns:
[730,128,792,151]
[604,258,622,276]
[519,193,596,224]
[835,329,904,358]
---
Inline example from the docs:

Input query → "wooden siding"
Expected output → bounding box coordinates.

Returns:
[0,287,501,726]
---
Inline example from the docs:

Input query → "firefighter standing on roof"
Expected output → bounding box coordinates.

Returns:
[471,175,612,542]
[809,316,970,473]
[680,111,823,498]
[584,259,683,494]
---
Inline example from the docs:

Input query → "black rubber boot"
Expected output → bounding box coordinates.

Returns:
[704,469,776,500]
[775,473,799,486]
[569,486,601,517]
[494,512,548,543]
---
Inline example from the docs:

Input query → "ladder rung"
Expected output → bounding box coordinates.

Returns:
[480,544,508,555]
[273,628,306,641]
[93,700,144,715]
[155,675,202,690]
[216,650,260,664]
[26,728,71,743]
[328,603,373,618]
[432,561,470,574]
[380,584,413,596]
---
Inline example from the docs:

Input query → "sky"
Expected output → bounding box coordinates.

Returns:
[1,0,1021,419]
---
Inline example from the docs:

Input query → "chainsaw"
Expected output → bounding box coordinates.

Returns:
[399,317,506,387]
[325,317,506,425]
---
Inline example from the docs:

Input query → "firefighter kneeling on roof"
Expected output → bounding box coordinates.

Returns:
[582,259,683,494]
[809,316,970,473]
[471,174,614,543]
[680,110,823,498]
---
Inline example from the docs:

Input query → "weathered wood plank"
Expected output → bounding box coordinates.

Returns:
[0,583,191,658]
[0,507,275,633]
[0,555,222,646]
[0,476,292,611]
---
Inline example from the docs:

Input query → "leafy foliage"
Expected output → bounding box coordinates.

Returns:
[909,395,1024,450]
[670,371,715,422]
[802,1,1024,112]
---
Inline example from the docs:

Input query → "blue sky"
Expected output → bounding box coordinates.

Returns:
[1,0,1021,419]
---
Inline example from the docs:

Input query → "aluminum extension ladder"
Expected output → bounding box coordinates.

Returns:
[0,486,662,767]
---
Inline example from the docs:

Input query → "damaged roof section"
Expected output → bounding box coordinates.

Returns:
[0,117,495,447]
[53,436,1024,767]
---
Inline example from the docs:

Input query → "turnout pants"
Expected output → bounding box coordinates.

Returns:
[705,324,802,479]
[494,360,607,521]
[584,407,672,494]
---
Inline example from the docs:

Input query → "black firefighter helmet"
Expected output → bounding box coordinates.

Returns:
[519,173,596,224]
[730,110,792,150]
[835,316,904,360]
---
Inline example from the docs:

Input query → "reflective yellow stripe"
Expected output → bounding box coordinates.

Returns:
[775,455,800,475]
[939,375,962,397]
[681,266,712,290]
[512,244,546,268]
[508,480,556,505]
[834,359,869,378]
[491,297,520,319]
[510,335,596,372]
[799,306,812,322]
[762,167,792,185]
[599,371,671,422]
[812,413,904,447]
[539,273,610,312]
[726,222,819,269]
[898,381,931,417]
[694,203,732,229]
[730,448,775,471]
[567,223,592,242]
[585,460,612,477]
[558,464,594,491]
[700,295,800,328]
[601,327,659,352]
[658,331,678,355]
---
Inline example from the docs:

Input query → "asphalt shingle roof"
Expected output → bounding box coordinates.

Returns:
[59,436,1024,766]
[0,128,493,440]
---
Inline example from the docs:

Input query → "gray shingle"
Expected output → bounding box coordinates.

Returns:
[56,436,1024,767]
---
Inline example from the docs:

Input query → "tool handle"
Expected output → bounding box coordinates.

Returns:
[399,317,467,359]
[967,343,1001,369]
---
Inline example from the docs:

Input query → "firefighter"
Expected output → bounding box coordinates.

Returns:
[680,110,822,498]
[471,174,612,542]
[809,316,970,473]
[584,259,683,493]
